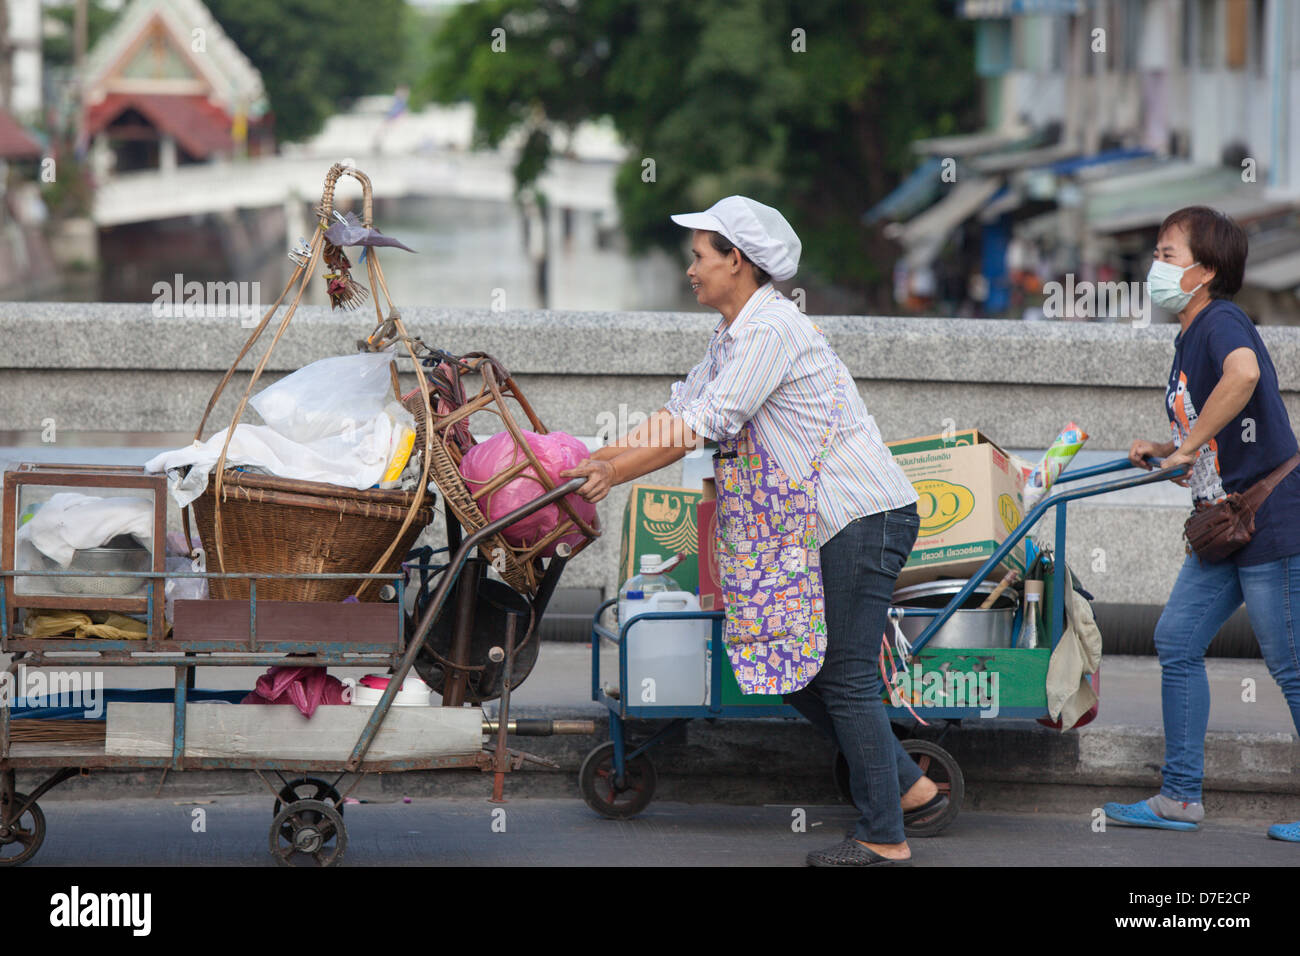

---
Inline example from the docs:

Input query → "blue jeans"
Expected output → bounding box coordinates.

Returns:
[785,503,924,844]
[1154,552,1300,801]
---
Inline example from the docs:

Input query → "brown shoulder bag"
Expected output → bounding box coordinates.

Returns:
[1183,452,1300,562]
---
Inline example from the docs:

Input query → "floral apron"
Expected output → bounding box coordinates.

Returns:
[712,362,848,695]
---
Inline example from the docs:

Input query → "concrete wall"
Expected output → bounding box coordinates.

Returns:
[3,302,1299,610]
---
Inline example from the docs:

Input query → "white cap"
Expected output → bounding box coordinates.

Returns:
[671,196,801,281]
[639,554,663,573]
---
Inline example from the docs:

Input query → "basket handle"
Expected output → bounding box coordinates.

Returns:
[319,162,373,228]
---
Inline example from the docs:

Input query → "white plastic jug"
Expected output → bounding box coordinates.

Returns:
[617,553,682,625]
[623,590,708,707]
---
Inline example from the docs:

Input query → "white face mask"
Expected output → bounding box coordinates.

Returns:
[1147,259,1204,312]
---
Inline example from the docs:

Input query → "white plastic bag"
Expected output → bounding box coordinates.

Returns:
[250,350,397,443]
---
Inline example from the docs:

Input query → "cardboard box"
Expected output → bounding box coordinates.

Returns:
[890,431,1026,587]
[618,484,704,593]
[885,429,982,455]
[696,478,722,612]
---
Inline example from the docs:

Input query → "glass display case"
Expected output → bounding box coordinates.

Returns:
[2,463,167,642]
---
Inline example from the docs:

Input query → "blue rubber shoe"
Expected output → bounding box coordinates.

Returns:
[1103,799,1199,831]
[1267,821,1300,842]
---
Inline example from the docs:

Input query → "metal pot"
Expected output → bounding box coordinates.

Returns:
[48,535,151,596]
[892,578,1019,649]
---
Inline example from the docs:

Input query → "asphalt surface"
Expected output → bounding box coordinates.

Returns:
[17,794,1300,867]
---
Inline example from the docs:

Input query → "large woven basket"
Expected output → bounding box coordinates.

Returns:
[184,163,439,602]
[192,471,435,602]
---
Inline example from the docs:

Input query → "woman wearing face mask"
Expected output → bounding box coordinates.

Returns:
[1103,207,1300,842]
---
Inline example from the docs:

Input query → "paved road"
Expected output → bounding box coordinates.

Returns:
[19,795,1300,867]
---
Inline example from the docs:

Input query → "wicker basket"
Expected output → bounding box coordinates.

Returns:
[184,163,439,602]
[404,352,600,594]
[192,471,434,602]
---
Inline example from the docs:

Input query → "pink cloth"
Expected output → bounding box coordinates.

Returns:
[459,430,597,556]
[241,666,349,717]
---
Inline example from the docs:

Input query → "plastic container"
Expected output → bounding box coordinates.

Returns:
[617,553,681,625]
[349,673,436,707]
[622,590,708,707]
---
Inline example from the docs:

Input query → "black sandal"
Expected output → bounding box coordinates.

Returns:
[808,839,911,867]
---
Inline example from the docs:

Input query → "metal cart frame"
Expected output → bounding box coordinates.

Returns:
[583,457,1185,829]
[0,477,591,866]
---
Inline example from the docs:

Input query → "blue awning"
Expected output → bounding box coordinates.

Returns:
[961,0,1083,17]
[1042,147,1153,176]
[862,156,946,225]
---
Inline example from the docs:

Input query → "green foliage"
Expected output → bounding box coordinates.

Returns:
[205,0,408,144]
[42,0,119,71]
[426,0,977,293]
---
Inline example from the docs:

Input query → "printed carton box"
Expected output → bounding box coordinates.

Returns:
[618,484,704,593]
[889,432,1026,587]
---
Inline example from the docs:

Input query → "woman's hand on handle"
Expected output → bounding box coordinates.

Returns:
[1130,438,1189,486]
[1128,438,1175,470]
[560,459,618,504]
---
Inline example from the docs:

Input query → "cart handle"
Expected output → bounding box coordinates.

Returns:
[904,456,1186,656]
[344,477,588,771]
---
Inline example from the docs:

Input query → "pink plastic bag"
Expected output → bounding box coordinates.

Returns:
[459,430,596,556]
[241,666,349,717]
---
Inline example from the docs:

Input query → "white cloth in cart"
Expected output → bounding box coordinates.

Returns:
[145,416,395,509]
[16,493,154,566]
[1045,567,1102,730]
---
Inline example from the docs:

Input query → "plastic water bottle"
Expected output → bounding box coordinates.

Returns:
[617,553,679,625]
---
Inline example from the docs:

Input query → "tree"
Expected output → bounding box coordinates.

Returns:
[425,0,978,306]
[205,0,408,144]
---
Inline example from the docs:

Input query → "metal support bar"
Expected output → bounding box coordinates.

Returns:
[490,613,518,802]
[343,477,588,772]
[907,459,1186,654]
[1052,502,1068,650]
[171,665,187,769]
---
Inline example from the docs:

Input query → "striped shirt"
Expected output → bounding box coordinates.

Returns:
[666,283,917,543]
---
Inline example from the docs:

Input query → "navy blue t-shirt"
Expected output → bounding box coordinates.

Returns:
[1166,298,1300,565]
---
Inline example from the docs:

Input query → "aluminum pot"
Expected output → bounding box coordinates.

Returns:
[891,578,1019,649]
[48,535,151,596]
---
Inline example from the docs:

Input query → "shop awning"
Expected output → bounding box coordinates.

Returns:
[912,126,1036,158]
[969,144,1079,175]
[83,93,234,158]
[894,176,1003,268]
[1244,248,1300,291]
[862,156,946,225]
[1085,164,1296,234]
[960,0,1083,16]
[0,110,42,160]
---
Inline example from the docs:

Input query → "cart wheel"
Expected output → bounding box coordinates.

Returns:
[579,741,657,819]
[272,778,344,823]
[269,799,347,867]
[831,740,964,837]
[0,792,46,867]
[900,739,964,837]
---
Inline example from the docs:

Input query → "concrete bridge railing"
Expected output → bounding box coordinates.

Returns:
[3,303,1299,617]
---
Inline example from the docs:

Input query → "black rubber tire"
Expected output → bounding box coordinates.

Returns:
[578,741,657,819]
[900,739,964,837]
[0,793,45,867]
[273,778,344,820]
[832,739,964,837]
[269,799,347,867]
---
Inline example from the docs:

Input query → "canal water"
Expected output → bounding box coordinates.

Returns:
[29,195,700,314]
